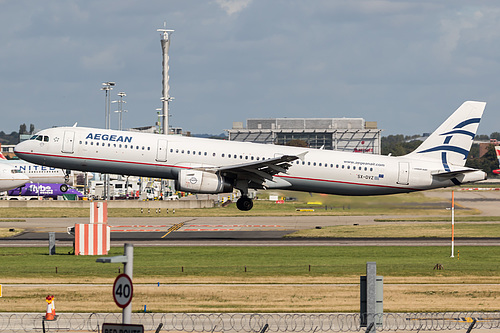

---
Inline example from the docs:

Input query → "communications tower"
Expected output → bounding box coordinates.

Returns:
[157,22,174,134]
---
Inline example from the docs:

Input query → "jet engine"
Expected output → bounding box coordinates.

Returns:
[176,170,233,194]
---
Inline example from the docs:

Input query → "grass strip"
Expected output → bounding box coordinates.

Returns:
[286,223,500,238]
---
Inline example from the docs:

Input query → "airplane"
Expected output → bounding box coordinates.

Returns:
[493,146,500,175]
[14,101,487,211]
[0,163,30,191]
[1,151,73,191]
[7,183,83,198]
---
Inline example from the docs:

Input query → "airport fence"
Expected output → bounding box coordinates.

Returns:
[0,312,499,332]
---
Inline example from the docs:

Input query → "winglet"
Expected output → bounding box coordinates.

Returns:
[296,151,308,161]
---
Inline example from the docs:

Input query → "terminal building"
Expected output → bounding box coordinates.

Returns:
[227,117,382,154]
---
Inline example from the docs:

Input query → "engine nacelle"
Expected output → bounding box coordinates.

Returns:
[176,170,233,194]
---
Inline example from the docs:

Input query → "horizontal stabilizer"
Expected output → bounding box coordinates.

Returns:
[431,168,480,178]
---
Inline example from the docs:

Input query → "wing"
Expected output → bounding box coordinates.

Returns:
[199,153,306,189]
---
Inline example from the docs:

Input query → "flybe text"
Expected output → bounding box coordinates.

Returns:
[85,133,132,143]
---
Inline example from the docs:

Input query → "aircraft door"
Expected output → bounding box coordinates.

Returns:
[61,131,75,154]
[397,162,410,185]
[156,139,168,162]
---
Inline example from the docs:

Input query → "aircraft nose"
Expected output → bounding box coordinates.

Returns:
[14,141,33,160]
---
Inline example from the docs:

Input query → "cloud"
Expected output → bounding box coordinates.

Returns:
[215,0,252,15]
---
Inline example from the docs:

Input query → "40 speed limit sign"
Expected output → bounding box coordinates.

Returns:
[113,274,133,308]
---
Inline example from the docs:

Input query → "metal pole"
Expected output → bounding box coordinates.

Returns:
[123,243,133,324]
[451,190,455,258]
[157,23,174,135]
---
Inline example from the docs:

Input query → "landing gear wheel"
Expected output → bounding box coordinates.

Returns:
[236,196,254,211]
[60,184,69,192]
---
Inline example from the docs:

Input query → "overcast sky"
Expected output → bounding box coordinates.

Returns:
[1,0,499,137]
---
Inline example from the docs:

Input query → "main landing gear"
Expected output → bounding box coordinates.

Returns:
[236,196,253,211]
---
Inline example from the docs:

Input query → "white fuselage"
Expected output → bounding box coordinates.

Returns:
[0,160,71,185]
[13,127,485,196]
[0,163,30,191]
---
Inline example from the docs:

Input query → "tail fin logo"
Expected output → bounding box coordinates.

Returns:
[417,117,480,172]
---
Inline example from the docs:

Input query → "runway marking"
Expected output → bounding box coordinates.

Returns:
[112,225,168,228]
[184,228,235,231]
[188,225,284,228]
[112,229,164,232]
[161,221,186,238]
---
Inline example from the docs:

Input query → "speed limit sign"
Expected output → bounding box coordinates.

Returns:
[113,274,133,308]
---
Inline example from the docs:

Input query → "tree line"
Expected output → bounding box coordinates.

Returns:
[0,123,35,145]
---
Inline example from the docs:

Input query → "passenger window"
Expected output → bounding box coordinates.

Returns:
[125,145,128,148]
[91,142,93,145]
[142,146,145,150]
[319,163,322,167]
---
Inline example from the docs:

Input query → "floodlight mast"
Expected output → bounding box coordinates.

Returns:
[157,22,174,135]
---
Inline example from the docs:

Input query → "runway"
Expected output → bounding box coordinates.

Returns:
[1,189,499,247]
[1,216,499,247]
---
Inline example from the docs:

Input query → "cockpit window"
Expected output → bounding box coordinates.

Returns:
[36,136,43,141]
[11,169,22,174]
[30,135,38,140]
[43,136,49,142]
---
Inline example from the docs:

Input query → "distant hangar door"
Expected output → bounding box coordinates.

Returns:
[156,139,168,162]
[61,131,75,154]
[397,162,409,185]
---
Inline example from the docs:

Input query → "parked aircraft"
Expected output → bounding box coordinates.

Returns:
[1,152,72,187]
[0,164,29,191]
[7,183,83,198]
[14,101,487,210]
[493,146,500,175]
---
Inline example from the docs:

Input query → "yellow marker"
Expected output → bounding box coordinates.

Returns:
[306,202,322,205]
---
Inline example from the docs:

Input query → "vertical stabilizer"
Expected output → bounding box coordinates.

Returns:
[407,101,486,168]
